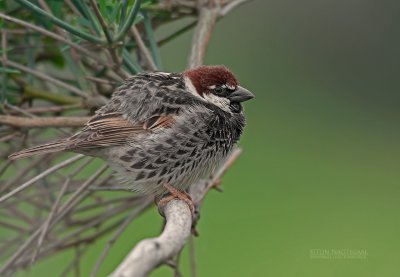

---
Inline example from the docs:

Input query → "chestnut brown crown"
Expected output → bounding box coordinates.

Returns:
[184,65,239,96]
[184,65,254,106]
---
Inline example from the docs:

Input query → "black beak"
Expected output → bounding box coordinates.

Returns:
[229,86,254,102]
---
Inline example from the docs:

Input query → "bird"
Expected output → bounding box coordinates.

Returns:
[9,65,254,212]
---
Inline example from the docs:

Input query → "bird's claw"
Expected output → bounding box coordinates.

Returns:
[157,183,199,236]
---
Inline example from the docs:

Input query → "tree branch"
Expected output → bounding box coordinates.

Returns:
[187,0,252,68]
[187,0,220,69]
[110,200,192,277]
[0,115,90,128]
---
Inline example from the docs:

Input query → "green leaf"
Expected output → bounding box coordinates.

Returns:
[110,2,122,23]
[77,17,93,29]
[48,0,63,19]
[99,0,108,20]
[122,48,142,73]
[15,0,104,42]
[114,0,142,42]
[133,13,143,24]
[143,12,162,69]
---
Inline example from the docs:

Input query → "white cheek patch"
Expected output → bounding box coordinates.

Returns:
[184,78,232,113]
[227,84,236,90]
[184,76,203,100]
[203,93,231,113]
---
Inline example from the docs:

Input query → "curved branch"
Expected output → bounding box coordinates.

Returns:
[110,200,192,277]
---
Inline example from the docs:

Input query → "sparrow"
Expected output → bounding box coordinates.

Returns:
[9,65,254,210]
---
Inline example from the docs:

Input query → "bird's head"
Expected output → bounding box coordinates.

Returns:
[183,65,254,113]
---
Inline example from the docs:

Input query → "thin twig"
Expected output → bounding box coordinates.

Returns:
[3,103,72,136]
[158,20,197,46]
[219,0,252,17]
[195,148,243,203]
[130,26,157,71]
[0,132,18,143]
[1,29,8,66]
[31,158,94,263]
[3,59,87,97]
[65,0,83,16]
[89,0,113,43]
[59,246,89,277]
[1,155,50,194]
[6,104,81,115]
[110,200,192,277]
[0,115,90,128]
[85,76,119,85]
[0,155,84,203]
[90,198,153,277]
[188,235,197,277]
[30,177,71,263]
[0,13,109,67]
[0,164,107,275]
[0,220,27,233]
[73,195,142,214]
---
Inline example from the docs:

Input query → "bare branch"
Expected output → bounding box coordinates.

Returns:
[130,26,158,71]
[110,200,192,277]
[219,0,252,17]
[0,115,90,128]
[0,163,108,275]
[6,105,81,115]
[3,59,87,97]
[187,0,220,68]
[187,0,252,68]
[0,155,84,203]
[89,0,113,43]
[90,198,153,277]
[188,235,197,277]
[31,177,71,263]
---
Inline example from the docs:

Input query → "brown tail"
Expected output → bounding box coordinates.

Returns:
[8,139,69,160]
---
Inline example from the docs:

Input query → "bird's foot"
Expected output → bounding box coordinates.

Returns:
[158,183,195,216]
[158,183,199,236]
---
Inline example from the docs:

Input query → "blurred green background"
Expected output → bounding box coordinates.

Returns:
[14,0,400,276]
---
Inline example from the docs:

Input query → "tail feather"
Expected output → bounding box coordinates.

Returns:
[8,139,69,160]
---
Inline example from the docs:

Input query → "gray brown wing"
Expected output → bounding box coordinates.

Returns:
[67,112,174,150]
[8,113,175,160]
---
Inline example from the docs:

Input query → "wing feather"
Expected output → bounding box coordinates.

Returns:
[68,112,174,150]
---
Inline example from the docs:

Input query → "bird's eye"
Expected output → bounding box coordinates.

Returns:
[213,85,227,96]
